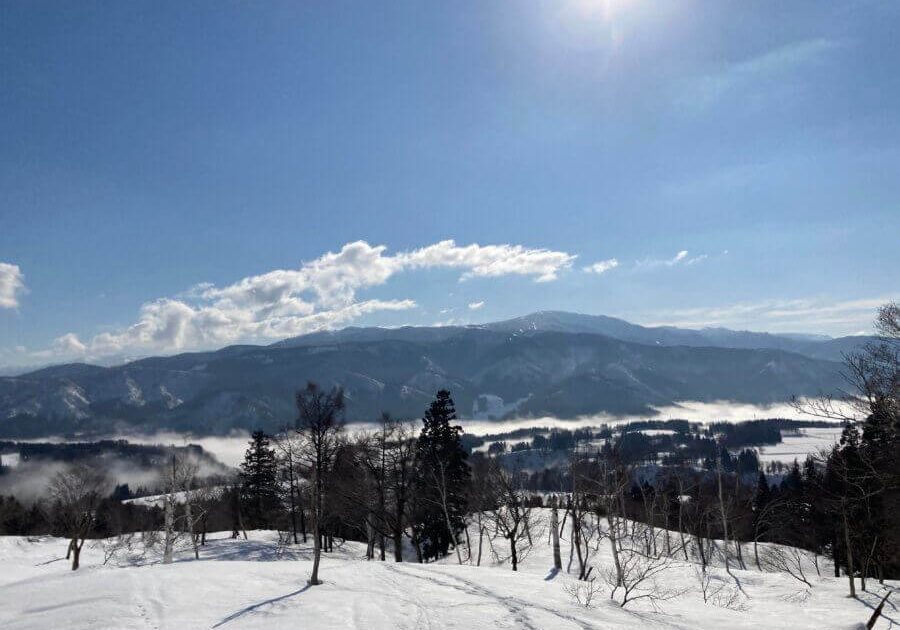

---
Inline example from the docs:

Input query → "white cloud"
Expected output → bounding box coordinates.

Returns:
[583,258,619,275]
[44,240,574,361]
[669,250,688,265]
[0,263,26,309]
[402,240,575,282]
[468,301,485,310]
[53,333,88,355]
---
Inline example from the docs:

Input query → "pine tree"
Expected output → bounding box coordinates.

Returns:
[239,430,280,529]
[414,390,471,561]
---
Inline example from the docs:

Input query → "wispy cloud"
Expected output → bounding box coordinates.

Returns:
[0,263,26,309]
[583,258,619,275]
[641,296,894,336]
[683,38,843,109]
[468,301,485,310]
[669,250,688,265]
[635,250,708,269]
[41,240,575,361]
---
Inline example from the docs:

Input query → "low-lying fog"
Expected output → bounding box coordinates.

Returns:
[0,399,851,502]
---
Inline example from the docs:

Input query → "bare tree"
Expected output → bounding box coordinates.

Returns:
[485,461,536,571]
[160,451,201,564]
[467,453,495,566]
[604,548,682,609]
[385,420,417,562]
[563,579,604,608]
[549,496,563,571]
[583,456,629,586]
[760,545,814,587]
[295,382,345,586]
[49,464,107,570]
[274,430,305,544]
[567,447,596,580]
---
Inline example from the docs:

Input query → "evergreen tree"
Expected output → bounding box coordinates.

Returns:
[239,430,280,529]
[753,470,772,513]
[414,390,471,561]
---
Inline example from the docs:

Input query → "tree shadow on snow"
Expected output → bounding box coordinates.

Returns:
[34,556,67,566]
[212,584,312,627]
[856,587,898,627]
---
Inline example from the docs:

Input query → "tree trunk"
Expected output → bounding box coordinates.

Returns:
[70,538,81,571]
[550,506,562,570]
[163,494,175,565]
[677,484,689,561]
[443,502,462,565]
[393,526,404,562]
[288,469,298,545]
[735,538,746,570]
[716,451,730,572]
[696,532,707,572]
[509,534,518,572]
[842,507,856,597]
[476,515,484,567]
[309,492,322,585]
[413,531,423,563]
[184,497,199,560]
[607,513,623,586]
[573,511,586,579]
[833,528,841,578]
[366,515,376,560]
[463,522,472,565]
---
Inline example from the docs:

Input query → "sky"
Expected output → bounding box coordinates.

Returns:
[1,0,898,371]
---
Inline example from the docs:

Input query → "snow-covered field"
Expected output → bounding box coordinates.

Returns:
[756,427,845,464]
[2,510,895,629]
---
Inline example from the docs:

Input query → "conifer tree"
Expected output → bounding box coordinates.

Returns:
[239,430,280,529]
[414,390,470,561]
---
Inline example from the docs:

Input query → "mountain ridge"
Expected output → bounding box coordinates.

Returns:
[0,313,855,437]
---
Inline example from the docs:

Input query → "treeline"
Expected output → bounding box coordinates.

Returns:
[0,440,215,469]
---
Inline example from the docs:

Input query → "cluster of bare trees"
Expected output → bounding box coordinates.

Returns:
[44,450,218,570]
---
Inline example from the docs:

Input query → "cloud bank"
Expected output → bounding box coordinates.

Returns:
[0,263,26,309]
[47,240,575,361]
[642,296,893,334]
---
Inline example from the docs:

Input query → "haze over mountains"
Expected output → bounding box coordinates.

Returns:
[0,312,865,438]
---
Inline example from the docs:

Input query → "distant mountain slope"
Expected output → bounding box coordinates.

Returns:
[0,326,845,437]
[485,311,874,360]
[273,311,873,361]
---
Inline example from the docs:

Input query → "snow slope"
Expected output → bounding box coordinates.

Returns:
[1,513,895,629]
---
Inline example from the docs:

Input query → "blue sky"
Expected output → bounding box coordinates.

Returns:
[1,0,898,369]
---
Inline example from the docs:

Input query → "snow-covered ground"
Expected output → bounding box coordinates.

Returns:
[122,486,226,508]
[1,510,895,629]
[756,427,845,464]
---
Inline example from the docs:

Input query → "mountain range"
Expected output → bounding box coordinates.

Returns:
[0,312,867,437]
